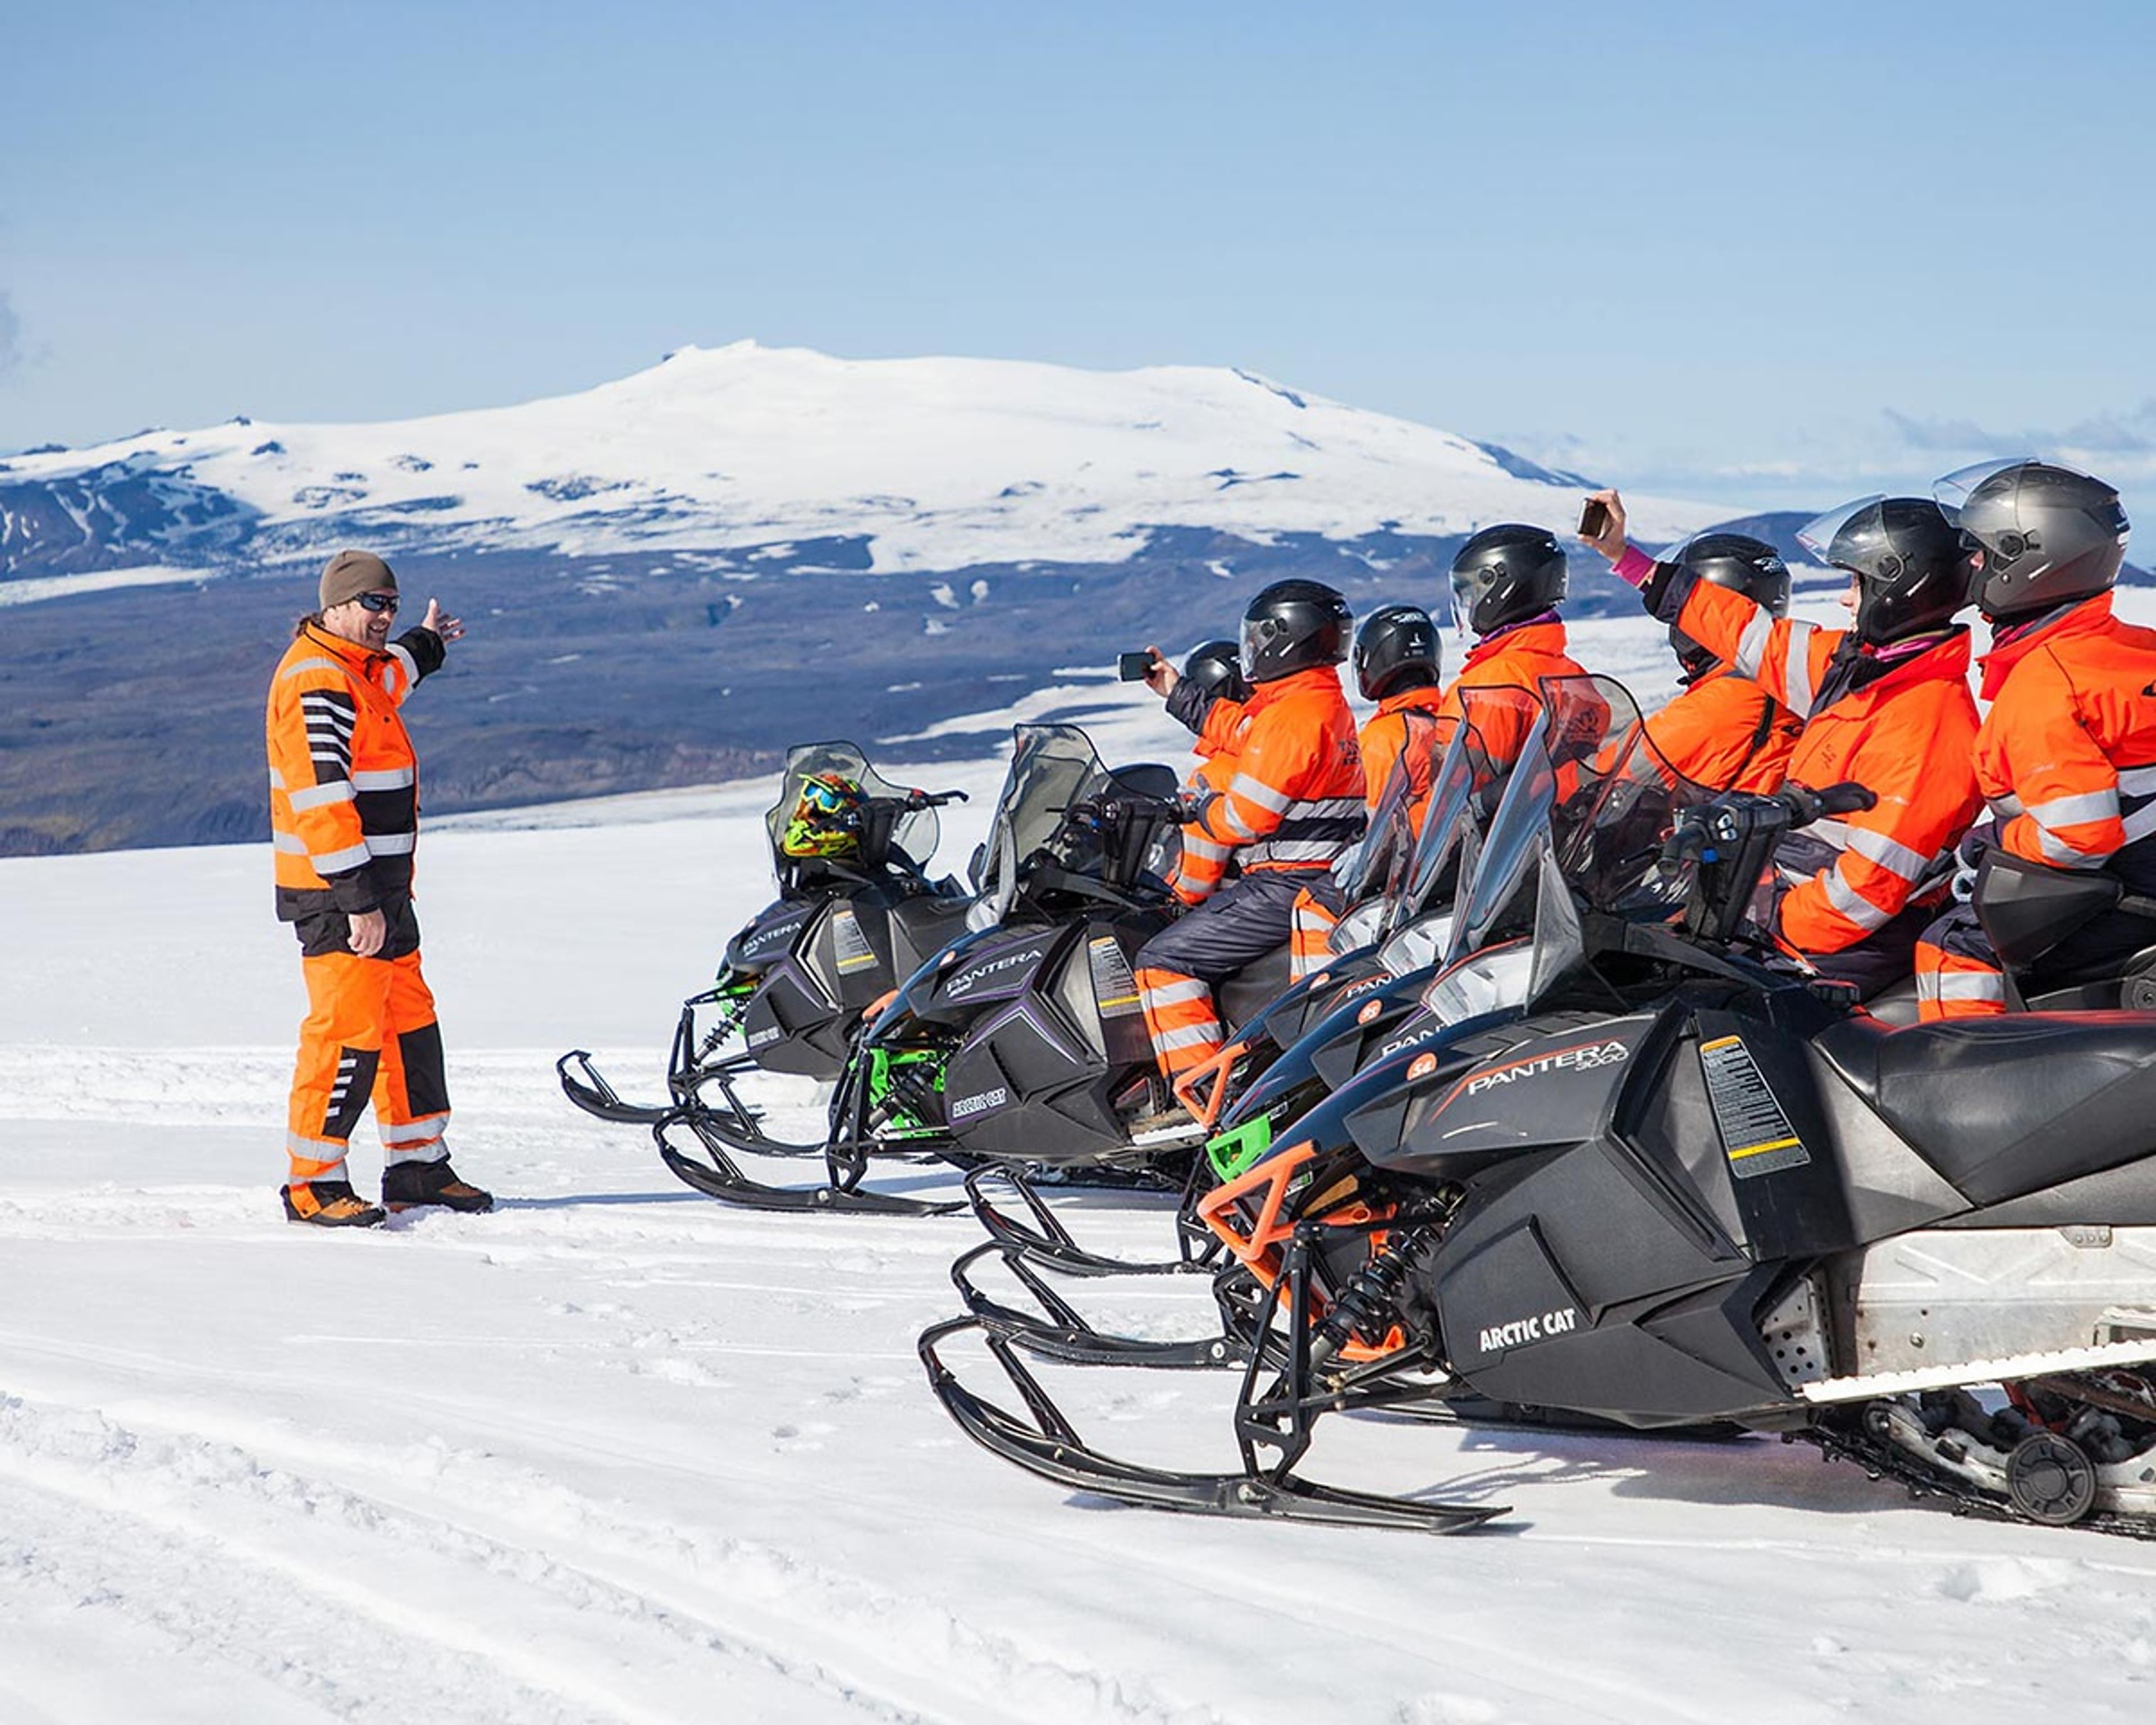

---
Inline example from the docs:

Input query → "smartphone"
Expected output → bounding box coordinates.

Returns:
[1578,498,1611,539]
[1116,650,1155,682]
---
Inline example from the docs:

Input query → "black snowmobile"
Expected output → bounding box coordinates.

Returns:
[556,741,973,1194]
[650,722,1309,1214]
[923,677,2156,1536]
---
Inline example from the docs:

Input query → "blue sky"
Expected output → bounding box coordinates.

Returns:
[4,0,2152,523]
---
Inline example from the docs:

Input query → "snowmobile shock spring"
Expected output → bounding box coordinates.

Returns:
[1310,1224,1435,1366]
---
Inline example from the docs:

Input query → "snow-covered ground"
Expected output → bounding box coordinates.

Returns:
[7,622,2156,1723]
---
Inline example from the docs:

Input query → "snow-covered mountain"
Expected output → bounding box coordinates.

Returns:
[0,343,1722,582]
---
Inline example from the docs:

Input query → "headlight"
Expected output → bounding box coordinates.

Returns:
[1421,940,1534,1024]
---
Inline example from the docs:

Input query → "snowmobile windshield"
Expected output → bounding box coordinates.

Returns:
[1389,686,1536,938]
[1442,676,1634,966]
[762,740,940,886]
[1557,691,1719,918]
[1335,710,1442,907]
[968,723,1127,924]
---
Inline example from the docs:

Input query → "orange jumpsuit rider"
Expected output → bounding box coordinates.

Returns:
[1606,494,1982,996]
[1436,523,1588,775]
[1641,533,1803,795]
[268,550,490,1226]
[1137,582,1364,1091]
[1915,460,2154,1018]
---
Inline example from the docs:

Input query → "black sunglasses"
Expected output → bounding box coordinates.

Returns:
[355,591,400,614]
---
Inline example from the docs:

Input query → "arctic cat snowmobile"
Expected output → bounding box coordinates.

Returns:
[923,677,2156,1536]
[960,690,1536,1299]
[557,741,972,1194]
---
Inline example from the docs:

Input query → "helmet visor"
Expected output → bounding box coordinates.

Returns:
[1934,458,2041,522]
[1796,495,1888,569]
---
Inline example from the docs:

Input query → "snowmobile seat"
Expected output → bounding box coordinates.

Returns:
[1814,1012,2156,1207]
[1219,944,1296,1032]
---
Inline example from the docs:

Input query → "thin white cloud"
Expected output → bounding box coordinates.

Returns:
[0,292,21,382]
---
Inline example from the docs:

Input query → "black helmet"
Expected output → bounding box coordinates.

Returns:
[1936,458,2130,623]
[1239,579,1351,683]
[1797,495,1971,646]
[1664,532,1791,678]
[1181,637,1253,706]
[1449,524,1568,638]
[1353,604,1442,700]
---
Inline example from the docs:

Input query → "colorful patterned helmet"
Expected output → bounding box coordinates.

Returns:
[781,773,865,857]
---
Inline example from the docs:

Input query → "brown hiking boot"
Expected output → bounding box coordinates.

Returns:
[282,1180,387,1227]
[381,1159,495,1214]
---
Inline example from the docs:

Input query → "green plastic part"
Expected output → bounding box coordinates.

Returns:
[1207,1112,1275,1182]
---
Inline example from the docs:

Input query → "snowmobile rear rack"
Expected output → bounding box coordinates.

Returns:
[917,1315,1506,1534]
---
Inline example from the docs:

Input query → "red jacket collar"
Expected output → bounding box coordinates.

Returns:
[1246,664,1346,713]
[1461,619,1568,671]
[1378,684,1447,717]
[1977,593,2115,700]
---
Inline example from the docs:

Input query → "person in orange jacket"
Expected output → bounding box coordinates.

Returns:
[1283,604,1447,975]
[267,550,494,1227]
[1133,580,1364,1098]
[1584,489,1983,998]
[1641,533,1804,794]
[1435,524,1589,772]
[1913,460,2155,1017]
[1155,637,1253,907]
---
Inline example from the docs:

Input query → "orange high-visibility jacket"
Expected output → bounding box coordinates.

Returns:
[1972,594,2156,873]
[1185,665,1364,875]
[267,623,445,921]
[1432,620,1586,770]
[1642,667,1802,795]
[1661,577,1982,953]
[1174,751,1241,905]
[1359,686,1449,811]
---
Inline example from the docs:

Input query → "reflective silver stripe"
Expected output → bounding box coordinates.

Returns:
[2118,765,2156,798]
[351,767,416,792]
[1292,797,1364,819]
[387,644,417,692]
[1152,1024,1222,1052]
[1248,841,1350,864]
[1913,971,1940,1003]
[2025,788,2120,829]
[1821,866,1893,931]
[1228,773,1292,815]
[1809,818,1852,851]
[1779,624,1818,717]
[1217,801,1258,840]
[272,831,309,855]
[1730,609,1773,679]
[363,832,417,856]
[2124,803,2156,845]
[268,766,287,791]
[310,842,371,873]
[1139,978,1212,1008]
[1987,792,2026,819]
[280,657,341,679]
[381,1113,450,1143]
[286,1132,348,1160]
[1932,971,2008,1003]
[288,781,356,812]
[2035,826,2110,868]
[1181,835,1232,862]
[1846,826,1933,883]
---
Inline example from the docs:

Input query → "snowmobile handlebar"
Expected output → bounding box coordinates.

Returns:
[1661,781,1876,868]
[901,789,969,810]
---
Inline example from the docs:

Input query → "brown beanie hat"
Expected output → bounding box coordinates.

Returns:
[319,549,398,611]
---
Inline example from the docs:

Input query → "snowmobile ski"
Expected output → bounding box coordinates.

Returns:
[948,1241,1253,1369]
[963,1166,1219,1279]
[653,1117,963,1216]
[916,1315,1506,1534]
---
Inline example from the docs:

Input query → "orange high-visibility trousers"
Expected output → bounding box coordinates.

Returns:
[286,948,453,1183]
[1288,885,1341,981]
